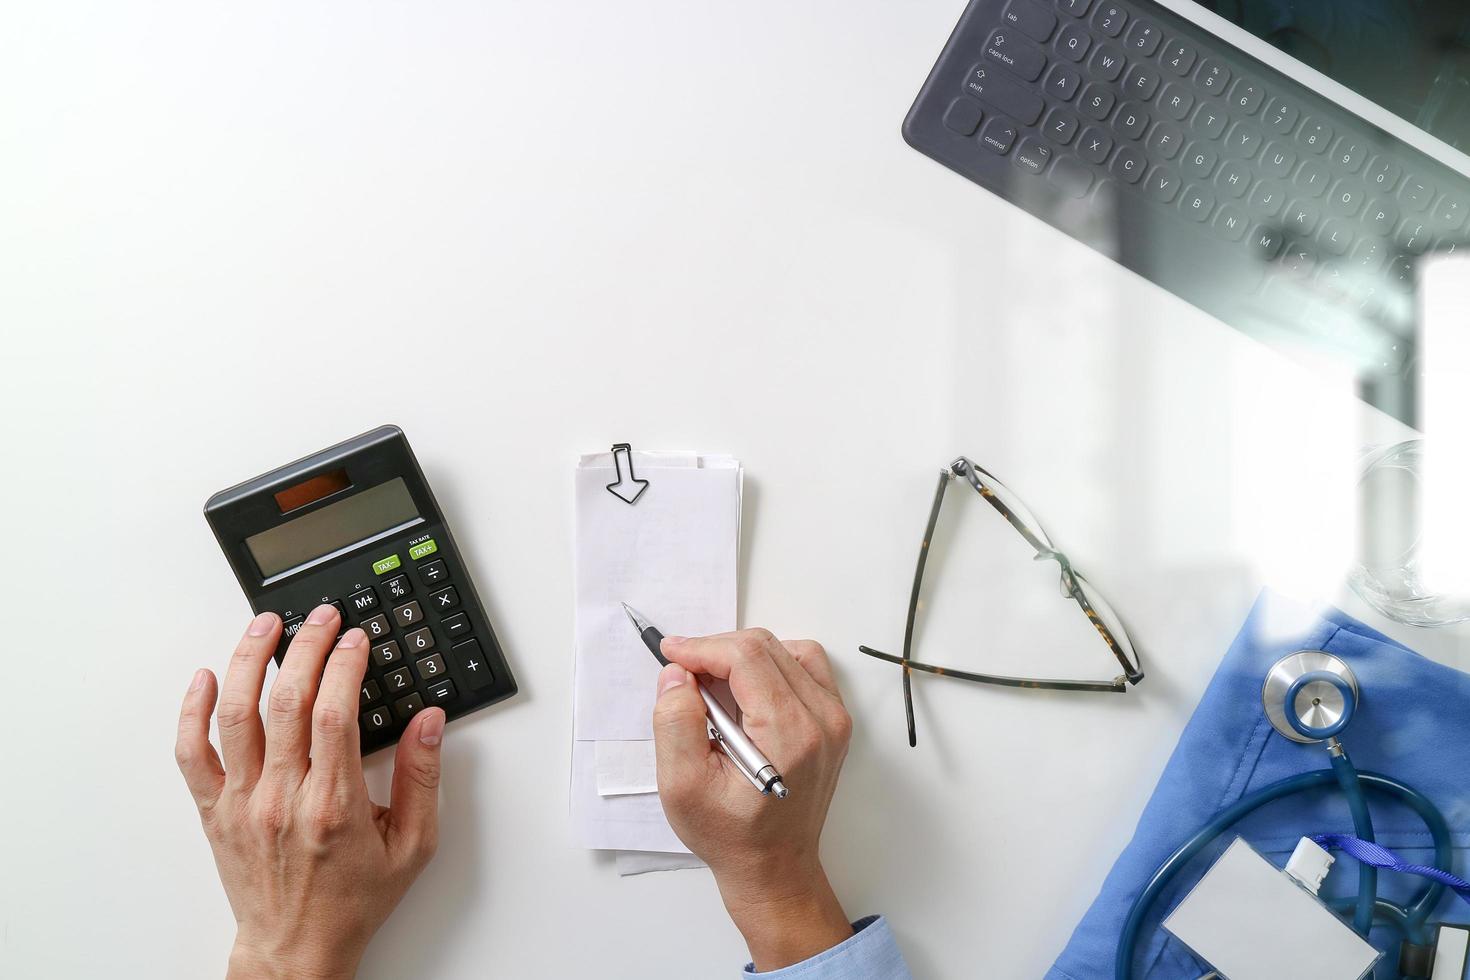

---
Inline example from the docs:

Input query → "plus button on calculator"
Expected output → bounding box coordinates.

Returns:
[206,425,518,754]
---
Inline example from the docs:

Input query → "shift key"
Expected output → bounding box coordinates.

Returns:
[961,63,1044,126]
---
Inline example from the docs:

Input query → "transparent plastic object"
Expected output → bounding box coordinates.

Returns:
[1350,440,1470,627]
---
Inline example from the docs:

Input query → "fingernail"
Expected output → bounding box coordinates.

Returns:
[661,635,687,649]
[339,627,366,648]
[247,612,277,636]
[419,708,445,747]
[306,603,336,626]
[657,664,688,695]
[188,668,207,693]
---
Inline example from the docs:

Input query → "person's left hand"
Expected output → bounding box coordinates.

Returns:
[174,605,445,980]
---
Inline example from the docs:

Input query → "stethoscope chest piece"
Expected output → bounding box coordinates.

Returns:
[1262,650,1360,744]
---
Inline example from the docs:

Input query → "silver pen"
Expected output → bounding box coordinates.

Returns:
[622,603,789,799]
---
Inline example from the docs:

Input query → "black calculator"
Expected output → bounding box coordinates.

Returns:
[205,424,517,754]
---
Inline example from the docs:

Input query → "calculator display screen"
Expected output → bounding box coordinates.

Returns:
[245,477,421,580]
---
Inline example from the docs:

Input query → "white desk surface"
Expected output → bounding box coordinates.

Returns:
[4,2,1469,977]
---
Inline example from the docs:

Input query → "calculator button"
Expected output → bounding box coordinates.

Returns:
[441,612,472,640]
[385,666,414,694]
[452,639,495,690]
[393,601,425,629]
[408,538,439,561]
[383,575,412,601]
[371,553,402,576]
[362,706,394,732]
[330,600,347,621]
[404,627,436,654]
[415,652,448,682]
[360,679,382,706]
[349,588,379,616]
[394,692,426,720]
[361,614,392,641]
[371,639,403,668]
[426,679,458,705]
[418,560,448,585]
[429,586,461,613]
[282,616,306,641]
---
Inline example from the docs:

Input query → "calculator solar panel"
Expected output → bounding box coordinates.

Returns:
[903,0,1470,424]
[205,425,517,754]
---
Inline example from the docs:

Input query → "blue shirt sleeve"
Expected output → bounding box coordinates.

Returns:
[742,915,912,979]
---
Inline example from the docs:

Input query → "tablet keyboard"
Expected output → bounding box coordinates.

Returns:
[904,0,1470,423]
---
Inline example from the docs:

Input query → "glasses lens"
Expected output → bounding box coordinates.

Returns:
[966,465,1055,551]
[1073,573,1140,674]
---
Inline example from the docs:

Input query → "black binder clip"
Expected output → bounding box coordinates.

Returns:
[605,443,650,505]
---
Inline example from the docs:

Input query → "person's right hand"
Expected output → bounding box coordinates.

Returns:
[652,629,855,972]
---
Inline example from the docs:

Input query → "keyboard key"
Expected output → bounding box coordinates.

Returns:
[1318,218,1354,256]
[1249,179,1287,216]
[1055,23,1091,61]
[1297,118,1332,153]
[1057,0,1092,16]
[360,679,382,707]
[1331,138,1367,174]
[980,116,1019,154]
[451,639,496,691]
[1122,64,1160,101]
[1012,137,1053,173]
[1191,104,1229,140]
[1114,102,1149,140]
[426,679,458,706]
[1214,204,1249,241]
[1147,121,1184,160]
[1078,126,1113,163]
[1158,83,1193,121]
[1124,20,1161,56]
[1260,141,1295,178]
[1004,0,1058,42]
[1044,106,1080,144]
[440,612,472,640]
[1285,198,1322,236]
[1327,179,1366,217]
[1282,242,1317,278]
[1365,156,1402,194]
[1398,218,1431,254]
[1215,160,1251,198]
[1294,158,1329,197]
[1262,98,1299,135]
[1088,44,1126,81]
[1229,79,1264,115]
[1400,175,1435,212]
[1180,185,1215,221]
[349,587,379,616]
[1160,40,1196,76]
[1182,142,1217,179]
[404,626,436,654]
[1110,143,1147,183]
[1049,154,1093,197]
[418,559,448,585]
[961,64,1044,125]
[1249,224,1284,260]
[392,600,424,629]
[1046,63,1083,101]
[361,614,392,641]
[985,29,1047,82]
[362,705,394,733]
[371,639,403,668]
[1091,3,1126,37]
[1351,237,1387,273]
[383,574,412,602]
[942,98,984,136]
[394,692,425,721]
[415,652,448,682]
[1364,197,1399,236]
[1080,83,1116,120]
[385,666,414,695]
[430,586,461,612]
[1433,194,1468,232]
[1145,165,1180,202]
[1197,59,1231,96]
[1221,122,1261,160]
[1389,254,1415,286]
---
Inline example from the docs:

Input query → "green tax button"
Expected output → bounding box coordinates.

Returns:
[408,539,438,561]
[372,554,402,576]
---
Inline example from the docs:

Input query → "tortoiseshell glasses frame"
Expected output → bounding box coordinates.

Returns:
[859,457,1145,747]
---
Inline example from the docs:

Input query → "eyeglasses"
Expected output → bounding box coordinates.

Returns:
[859,457,1145,746]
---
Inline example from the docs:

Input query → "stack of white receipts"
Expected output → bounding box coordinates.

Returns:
[571,449,742,875]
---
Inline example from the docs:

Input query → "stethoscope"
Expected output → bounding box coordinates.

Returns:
[1116,650,1457,980]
